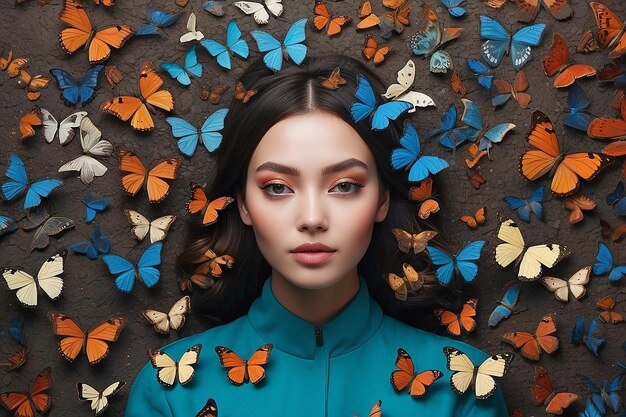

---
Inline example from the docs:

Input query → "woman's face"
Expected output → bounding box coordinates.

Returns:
[237,111,389,290]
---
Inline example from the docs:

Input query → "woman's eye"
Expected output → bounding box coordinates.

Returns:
[261,183,293,196]
[331,181,364,194]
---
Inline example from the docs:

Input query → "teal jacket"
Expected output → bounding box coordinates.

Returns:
[125,276,509,417]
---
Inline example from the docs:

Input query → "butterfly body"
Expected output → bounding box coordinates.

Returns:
[386,262,424,301]
[382,60,435,113]
[166,109,228,157]
[69,224,111,260]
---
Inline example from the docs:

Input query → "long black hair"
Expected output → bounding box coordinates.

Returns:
[177,54,464,330]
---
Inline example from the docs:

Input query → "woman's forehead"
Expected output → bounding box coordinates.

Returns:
[249,111,375,172]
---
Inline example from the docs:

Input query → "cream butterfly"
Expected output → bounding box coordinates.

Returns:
[124,209,176,243]
[58,117,113,185]
[77,381,125,416]
[40,108,87,145]
[444,346,513,399]
[539,266,591,303]
[234,0,283,25]
[494,218,570,281]
[141,296,191,334]
[180,13,204,43]
[2,252,65,308]
[148,344,202,387]
[382,60,435,113]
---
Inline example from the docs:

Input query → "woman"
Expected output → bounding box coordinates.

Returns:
[124,54,509,417]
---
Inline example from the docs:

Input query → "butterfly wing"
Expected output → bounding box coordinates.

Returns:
[282,18,308,66]
[250,29,283,72]
[246,344,273,384]
[200,108,228,153]
[167,295,191,332]
[136,242,163,288]
[146,157,182,203]
[84,317,126,364]
[147,215,176,243]
[474,353,513,399]
[59,0,93,54]
[519,244,569,281]
[215,346,247,385]
[540,276,569,302]
[88,25,134,64]
[593,242,614,275]
[425,245,454,286]
[102,254,136,293]
[510,23,546,71]
[444,346,475,395]
[195,398,218,417]
[488,284,520,327]
[35,252,65,301]
[47,312,85,361]
[176,344,202,385]
[147,349,178,387]
[166,117,199,157]
[479,16,509,68]
[2,269,38,308]
[390,348,415,392]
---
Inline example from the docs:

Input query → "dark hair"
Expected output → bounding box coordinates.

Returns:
[177,54,465,330]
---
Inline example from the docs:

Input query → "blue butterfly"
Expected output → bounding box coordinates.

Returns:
[0,215,18,236]
[351,74,413,131]
[427,104,476,149]
[69,225,112,260]
[102,242,163,293]
[135,5,183,37]
[82,192,111,224]
[593,242,626,283]
[200,19,249,70]
[1,153,64,210]
[571,315,605,356]
[606,181,626,216]
[563,82,592,132]
[479,15,546,71]
[579,374,623,415]
[160,45,202,86]
[460,98,515,153]
[466,58,494,90]
[166,109,229,157]
[390,120,449,182]
[579,398,603,417]
[48,65,104,107]
[8,316,27,346]
[439,0,466,17]
[503,185,545,223]
[425,240,486,286]
[203,0,227,16]
[250,18,308,72]
[488,284,520,327]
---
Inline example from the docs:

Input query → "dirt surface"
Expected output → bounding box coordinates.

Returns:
[1,0,625,416]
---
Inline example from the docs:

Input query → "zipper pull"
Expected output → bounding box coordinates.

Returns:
[314,325,323,347]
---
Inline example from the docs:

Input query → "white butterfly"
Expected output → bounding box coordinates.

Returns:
[141,295,191,334]
[2,252,65,308]
[234,0,283,25]
[124,209,176,243]
[540,266,591,303]
[77,381,125,416]
[148,344,202,387]
[58,117,113,185]
[444,346,513,399]
[39,108,87,145]
[494,218,570,281]
[180,12,204,43]
[381,60,435,113]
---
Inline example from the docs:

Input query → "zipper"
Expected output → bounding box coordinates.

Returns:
[314,325,324,347]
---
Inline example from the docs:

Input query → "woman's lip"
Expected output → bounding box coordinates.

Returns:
[291,251,336,266]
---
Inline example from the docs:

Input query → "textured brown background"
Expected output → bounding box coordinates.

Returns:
[1,0,625,416]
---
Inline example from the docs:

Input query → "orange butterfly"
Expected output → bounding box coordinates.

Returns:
[408,177,440,219]
[520,111,614,196]
[362,35,392,65]
[100,61,174,132]
[386,262,424,301]
[93,0,115,6]
[0,50,28,78]
[47,312,126,364]
[563,194,595,224]
[104,65,123,87]
[366,400,382,417]
[467,167,486,190]
[356,0,380,30]
[312,1,351,37]
[542,33,596,88]
[321,67,346,90]
[117,148,182,203]
[577,29,600,54]
[434,299,477,336]
[589,95,626,141]
[234,81,256,103]
[58,0,134,64]
[451,70,466,97]
[589,2,626,60]
[514,0,572,22]
[184,248,235,290]
[16,69,50,101]
[390,348,443,397]
[465,143,488,169]
[187,183,234,226]
[492,70,531,109]
[460,207,486,229]
[532,365,578,414]
[596,296,624,324]
[0,367,51,417]
[215,344,273,385]
[19,106,43,140]
[379,0,410,39]
[502,313,559,361]
[0,345,28,372]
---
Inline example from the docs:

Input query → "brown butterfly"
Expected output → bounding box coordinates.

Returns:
[514,0,572,22]
[492,70,531,108]
[200,82,229,104]
[104,65,123,87]
[234,81,256,103]
[465,143,488,169]
[577,29,600,54]
[386,262,424,301]
[563,194,595,224]
[596,296,624,324]
[391,228,437,254]
[467,167,486,190]
[451,70,466,97]
[408,177,440,219]
[321,67,346,90]
[600,219,626,242]
[379,0,410,39]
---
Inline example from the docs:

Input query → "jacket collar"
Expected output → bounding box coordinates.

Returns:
[247,275,383,359]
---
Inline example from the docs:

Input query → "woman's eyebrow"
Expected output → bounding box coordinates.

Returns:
[255,158,368,176]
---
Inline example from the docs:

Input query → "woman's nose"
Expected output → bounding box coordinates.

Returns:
[296,189,329,232]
